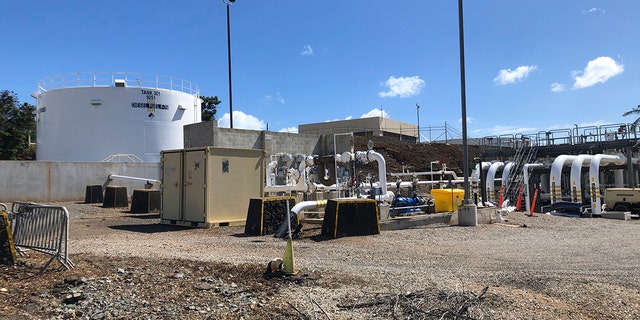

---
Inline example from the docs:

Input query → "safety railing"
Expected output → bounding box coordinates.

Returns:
[478,123,639,150]
[10,202,74,273]
[37,72,200,96]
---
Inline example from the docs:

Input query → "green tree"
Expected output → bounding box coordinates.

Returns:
[0,90,36,160]
[201,96,221,122]
[623,105,640,130]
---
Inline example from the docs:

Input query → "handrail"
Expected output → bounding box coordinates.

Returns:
[37,72,200,96]
[476,123,639,149]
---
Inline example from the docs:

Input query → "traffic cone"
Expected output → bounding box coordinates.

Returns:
[281,237,297,275]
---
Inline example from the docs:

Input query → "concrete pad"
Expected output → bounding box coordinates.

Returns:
[380,213,452,231]
[601,211,631,220]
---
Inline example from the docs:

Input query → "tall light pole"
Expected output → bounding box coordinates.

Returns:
[416,103,420,143]
[457,0,477,225]
[458,0,469,201]
[224,0,235,129]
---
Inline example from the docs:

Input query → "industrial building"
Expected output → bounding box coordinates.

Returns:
[298,117,418,143]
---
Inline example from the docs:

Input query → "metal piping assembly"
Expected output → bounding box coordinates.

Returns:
[485,161,504,203]
[549,155,578,203]
[589,153,626,215]
[569,155,594,203]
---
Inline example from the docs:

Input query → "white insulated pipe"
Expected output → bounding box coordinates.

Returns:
[614,169,625,188]
[290,200,328,216]
[486,161,504,202]
[389,170,460,181]
[338,150,395,202]
[108,174,160,184]
[266,160,278,187]
[388,179,466,189]
[501,162,515,189]
[471,162,491,183]
[569,155,594,203]
[549,155,577,203]
[523,163,544,213]
[264,155,319,193]
[589,154,626,215]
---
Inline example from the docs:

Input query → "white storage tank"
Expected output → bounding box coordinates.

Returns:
[34,72,202,162]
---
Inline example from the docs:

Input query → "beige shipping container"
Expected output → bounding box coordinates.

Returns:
[160,147,265,228]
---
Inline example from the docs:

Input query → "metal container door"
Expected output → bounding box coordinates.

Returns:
[183,149,206,223]
[161,151,183,221]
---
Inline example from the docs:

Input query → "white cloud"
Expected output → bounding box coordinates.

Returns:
[263,92,286,104]
[471,125,538,136]
[583,7,605,14]
[577,120,611,127]
[217,111,266,130]
[324,115,355,122]
[547,121,612,131]
[458,117,474,124]
[572,56,623,89]
[301,45,314,56]
[378,76,425,98]
[278,126,298,133]
[361,108,389,118]
[493,65,537,85]
[550,82,566,92]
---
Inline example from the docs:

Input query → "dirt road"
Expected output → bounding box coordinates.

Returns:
[2,202,640,319]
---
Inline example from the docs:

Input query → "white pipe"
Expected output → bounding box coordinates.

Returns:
[614,169,625,187]
[293,156,311,190]
[108,174,160,184]
[470,162,491,183]
[486,162,504,202]
[264,183,317,193]
[539,174,550,193]
[354,150,395,202]
[389,170,460,180]
[290,200,328,216]
[266,160,278,187]
[549,155,577,203]
[589,153,626,215]
[569,155,594,202]
[523,163,544,213]
[389,170,460,181]
[388,179,466,189]
[501,162,515,189]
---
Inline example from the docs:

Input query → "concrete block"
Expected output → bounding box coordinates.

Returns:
[130,189,160,213]
[103,186,128,208]
[322,199,379,238]
[458,203,477,226]
[601,211,631,220]
[380,213,452,231]
[84,185,103,204]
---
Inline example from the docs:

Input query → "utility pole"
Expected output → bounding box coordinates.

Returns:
[224,0,235,128]
[416,103,420,143]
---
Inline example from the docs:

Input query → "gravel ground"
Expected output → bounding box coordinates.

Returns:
[2,202,640,319]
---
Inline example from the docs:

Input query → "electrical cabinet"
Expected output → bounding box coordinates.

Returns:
[160,147,265,228]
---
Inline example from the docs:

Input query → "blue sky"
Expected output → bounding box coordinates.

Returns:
[1,0,639,138]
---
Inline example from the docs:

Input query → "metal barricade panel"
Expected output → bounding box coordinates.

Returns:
[11,203,74,273]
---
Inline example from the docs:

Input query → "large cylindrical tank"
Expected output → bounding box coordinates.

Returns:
[34,72,202,162]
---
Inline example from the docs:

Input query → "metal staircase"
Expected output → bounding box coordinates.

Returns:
[503,142,538,207]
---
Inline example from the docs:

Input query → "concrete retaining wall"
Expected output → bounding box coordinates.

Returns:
[0,161,161,203]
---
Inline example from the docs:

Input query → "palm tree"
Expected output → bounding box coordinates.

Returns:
[622,105,640,130]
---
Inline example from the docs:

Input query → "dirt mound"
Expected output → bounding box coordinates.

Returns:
[354,136,480,176]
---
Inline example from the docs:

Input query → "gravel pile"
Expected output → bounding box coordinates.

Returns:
[2,202,640,319]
